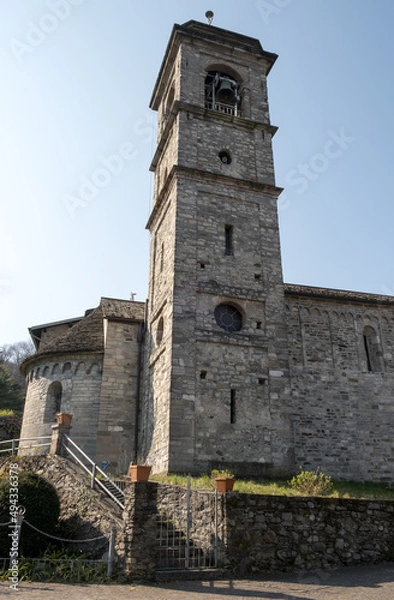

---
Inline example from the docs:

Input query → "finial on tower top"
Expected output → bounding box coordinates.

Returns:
[205,10,214,25]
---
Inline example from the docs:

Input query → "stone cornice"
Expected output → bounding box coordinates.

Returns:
[20,350,104,376]
[285,283,394,306]
[146,164,282,230]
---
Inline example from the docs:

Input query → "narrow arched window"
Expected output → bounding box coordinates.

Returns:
[156,317,164,346]
[45,381,62,422]
[225,225,234,256]
[165,83,175,116]
[362,326,382,372]
[160,242,165,271]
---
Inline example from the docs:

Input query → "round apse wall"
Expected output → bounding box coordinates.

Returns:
[214,304,243,333]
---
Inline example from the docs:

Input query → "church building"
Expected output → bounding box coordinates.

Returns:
[20,19,394,482]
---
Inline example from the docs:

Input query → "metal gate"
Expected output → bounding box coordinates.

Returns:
[156,479,222,570]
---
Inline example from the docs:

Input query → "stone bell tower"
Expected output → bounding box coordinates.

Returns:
[141,19,294,477]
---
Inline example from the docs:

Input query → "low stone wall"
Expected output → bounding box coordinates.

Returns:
[0,456,123,561]
[226,493,394,574]
[2,455,394,579]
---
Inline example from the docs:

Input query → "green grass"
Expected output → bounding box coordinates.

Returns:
[150,473,394,500]
[151,472,216,490]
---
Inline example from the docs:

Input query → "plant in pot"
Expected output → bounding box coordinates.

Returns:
[55,413,73,426]
[129,464,152,482]
[211,469,236,493]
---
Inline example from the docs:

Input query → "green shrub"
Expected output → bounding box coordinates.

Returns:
[211,469,235,479]
[0,471,60,557]
[0,411,22,438]
[289,467,333,496]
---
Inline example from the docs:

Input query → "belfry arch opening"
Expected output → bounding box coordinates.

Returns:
[205,70,241,116]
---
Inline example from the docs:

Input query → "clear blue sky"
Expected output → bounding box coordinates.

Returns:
[1,0,394,345]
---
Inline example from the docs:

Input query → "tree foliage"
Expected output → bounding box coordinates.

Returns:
[0,340,34,415]
[0,341,34,385]
[0,364,24,413]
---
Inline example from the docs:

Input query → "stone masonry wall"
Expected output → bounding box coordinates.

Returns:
[96,318,142,475]
[20,353,103,460]
[142,178,178,474]
[2,455,394,578]
[177,42,276,186]
[0,455,123,561]
[163,169,293,476]
[122,481,158,580]
[226,492,394,574]
[122,484,394,578]
[286,289,394,481]
[145,24,293,476]
[179,40,273,127]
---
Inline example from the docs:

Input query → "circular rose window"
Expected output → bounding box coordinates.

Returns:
[214,304,243,333]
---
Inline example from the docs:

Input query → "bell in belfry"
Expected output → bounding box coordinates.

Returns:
[216,78,235,104]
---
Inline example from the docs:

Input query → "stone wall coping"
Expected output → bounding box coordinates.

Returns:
[285,283,394,306]
[20,350,104,375]
[226,491,394,509]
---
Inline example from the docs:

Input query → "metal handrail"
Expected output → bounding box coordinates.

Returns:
[0,434,125,510]
[0,436,52,455]
[0,444,51,455]
[63,435,125,510]
[0,436,52,445]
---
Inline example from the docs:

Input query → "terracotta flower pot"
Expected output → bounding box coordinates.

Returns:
[215,476,235,493]
[129,464,152,482]
[56,413,73,426]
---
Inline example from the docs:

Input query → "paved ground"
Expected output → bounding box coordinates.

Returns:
[1,563,394,599]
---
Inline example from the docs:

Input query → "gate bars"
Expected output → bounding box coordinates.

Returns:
[156,476,222,570]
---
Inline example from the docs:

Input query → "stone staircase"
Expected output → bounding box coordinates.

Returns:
[100,479,125,507]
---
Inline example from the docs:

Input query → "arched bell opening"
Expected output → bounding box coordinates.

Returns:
[205,70,241,116]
